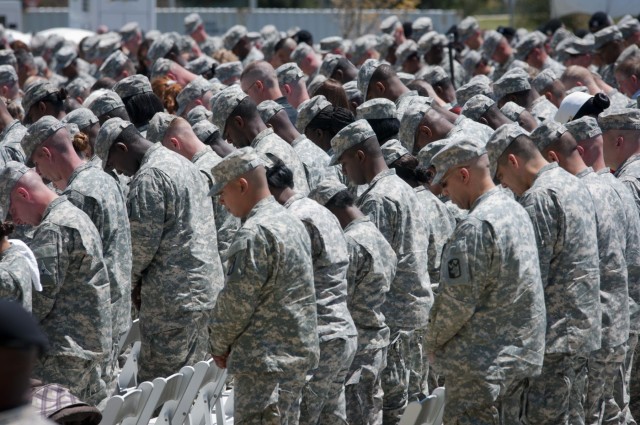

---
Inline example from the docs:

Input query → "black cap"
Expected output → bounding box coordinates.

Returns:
[589,12,612,33]
[0,300,48,352]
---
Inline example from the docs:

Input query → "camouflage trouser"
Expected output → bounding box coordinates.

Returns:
[345,347,387,425]
[138,311,210,382]
[444,374,527,425]
[300,336,357,425]
[381,327,427,425]
[525,352,589,425]
[585,343,626,425]
[234,371,307,425]
[615,333,639,425]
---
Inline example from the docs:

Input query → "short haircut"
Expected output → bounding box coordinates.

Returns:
[307,106,355,137]
[122,92,164,127]
[616,55,640,78]
[498,134,540,165]
[265,160,294,189]
[368,117,400,143]
[231,96,260,121]
[370,64,397,86]
[325,188,355,209]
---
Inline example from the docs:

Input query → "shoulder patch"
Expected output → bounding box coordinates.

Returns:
[448,258,461,279]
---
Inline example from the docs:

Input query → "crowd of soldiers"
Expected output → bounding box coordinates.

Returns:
[1,8,640,425]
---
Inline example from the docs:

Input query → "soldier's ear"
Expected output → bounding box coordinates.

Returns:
[233,115,244,129]
[546,150,560,164]
[507,153,519,168]
[576,145,585,157]
[282,84,292,95]
[115,142,128,153]
[333,69,344,82]
[616,135,624,147]
[374,81,385,95]
[237,177,249,193]
[418,125,432,138]
[479,117,489,126]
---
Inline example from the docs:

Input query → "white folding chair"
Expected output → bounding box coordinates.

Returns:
[170,361,211,425]
[117,341,141,393]
[188,362,228,425]
[427,387,445,425]
[118,319,141,354]
[99,381,154,425]
[136,371,192,425]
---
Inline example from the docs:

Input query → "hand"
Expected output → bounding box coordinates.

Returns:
[213,353,228,369]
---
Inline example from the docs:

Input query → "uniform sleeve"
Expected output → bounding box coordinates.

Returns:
[521,192,559,287]
[425,221,492,351]
[359,196,397,246]
[0,268,22,301]
[128,173,165,287]
[209,229,272,356]
[30,227,68,322]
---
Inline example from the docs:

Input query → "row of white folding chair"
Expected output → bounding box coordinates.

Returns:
[100,359,229,425]
[398,386,445,425]
[116,319,142,393]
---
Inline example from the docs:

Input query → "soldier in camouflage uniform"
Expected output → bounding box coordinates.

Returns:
[21,116,133,392]
[598,109,640,421]
[488,124,601,424]
[0,96,25,163]
[531,121,630,424]
[0,221,36,311]
[207,147,320,425]
[1,162,112,405]
[426,138,546,423]
[154,114,239,263]
[492,68,558,123]
[95,118,225,382]
[211,85,310,195]
[265,160,357,424]
[331,119,433,424]
[312,180,398,425]
[481,30,515,81]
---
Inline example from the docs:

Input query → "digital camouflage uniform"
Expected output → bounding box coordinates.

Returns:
[0,243,34,310]
[342,216,398,425]
[30,196,112,405]
[518,163,601,425]
[209,192,320,425]
[291,134,332,192]
[127,144,224,381]
[283,193,357,425]
[577,168,630,425]
[356,169,433,424]
[427,186,546,424]
[0,119,27,163]
[528,96,558,123]
[191,146,240,263]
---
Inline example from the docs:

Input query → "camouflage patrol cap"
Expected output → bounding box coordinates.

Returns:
[192,120,220,143]
[598,108,640,131]
[381,139,410,165]
[119,22,140,41]
[95,117,134,167]
[145,30,161,42]
[343,80,361,101]
[564,35,594,56]
[565,85,589,96]
[457,16,480,42]
[215,61,243,84]
[318,54,342,78]
[565,116,602,141]
[99,50,129,79]
[617,44,640,68]
[594,26,623,50]
[21,116,65,160]
[184,13,203,34]
[461,94,495,121]
[296,95,332,132]
[307,74,327,97]
[329,119,376,165]
[176,76,214,116]
[514,31,546,61]
[291,42,315,66]
[356,98,397,120]
[113,74,152,99]
[187,105,213,126]
[53,45,77,73]
[380,15,401,34]
[61,108,99,131]
[482,30,503,60]
[0,162,29,220]
[431,137,487,184]
[0,64,17,86]
[351,35,378,65]
[456,78,493,107]
[257,99,284,124]
[530,120,568,151]
[397,72,415,85]
[398,98,433,154]
[493,68,531,100]
[209,146,265,195]
[150,58,173,79]
[461,50,483,76]
[97,32,122,61]
[412,17,433,40]
[308,177,348,206]
[64,122,80,137]
[209,85,248,134]
[417,31,446,56]
[0,50,16,67]
[417,139,449,169]
[148,34,176,62]
[357,59,381,101]
[87,90,124,117]
[223,25,260,51]
[396,40,418,66]
[22,81,58,116]
[320,36,344,53]
[422,66,449,86]
[532,68,558,94]
[147,112,176,143]
[500,101,526,121]
[185,56,217,76]
[276,62,305,86]
[486,123,529,178]
[619,17,640,38]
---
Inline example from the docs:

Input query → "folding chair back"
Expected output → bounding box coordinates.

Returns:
[117,341,141,393]
[136,372,191,425]
[189,362,228,425]
[427,387,445,425]
[99,381,153,425]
